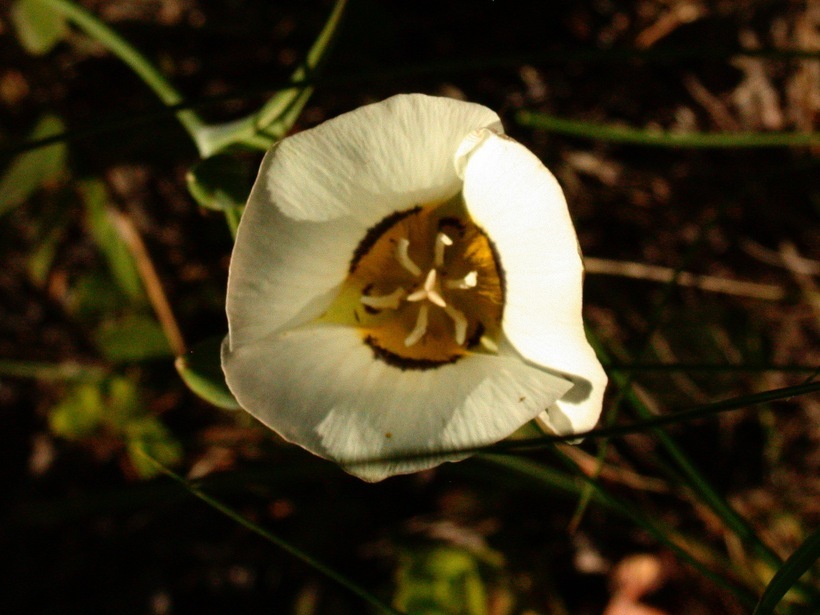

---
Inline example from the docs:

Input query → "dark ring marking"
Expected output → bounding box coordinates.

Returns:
[365,335,462,371]
[349,206,422,273]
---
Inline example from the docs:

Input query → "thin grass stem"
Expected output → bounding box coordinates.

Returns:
[134,449,402,615]
[517,111,820,147]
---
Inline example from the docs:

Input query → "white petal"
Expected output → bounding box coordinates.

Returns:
[221,326,572,482]
[265,94,502,223]
[226,187,364,348]
[227,95,501,349]
[458,130,607,434]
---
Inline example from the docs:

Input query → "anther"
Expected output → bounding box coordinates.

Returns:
[360,287,406,310]
[404,304,429,346]
[395,238,422,276]
[446,270,478,290]
[434,232,453,268]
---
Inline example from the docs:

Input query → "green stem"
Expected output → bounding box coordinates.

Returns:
[224,206,240,239]
[517,110,820,148]
[0,359,106,381]
[484,382,820,451]
[41,0,207,154]
[195,0,348,156]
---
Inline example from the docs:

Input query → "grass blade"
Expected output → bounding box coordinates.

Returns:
[135,448,402,615]
[753,529,820,615]
[517,110,820,147]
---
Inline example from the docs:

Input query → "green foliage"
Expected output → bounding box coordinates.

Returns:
[10,0,67,55]
[48,375,182,479]
[125,417,183,479]
[49,383,106,439]
[175,336,240,410]
[393,546,491,615]
[0,115,66,217]
[80,180,145,301]
[186,154,250,212]
[94,314,172,363]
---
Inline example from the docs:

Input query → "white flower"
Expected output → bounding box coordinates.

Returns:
[221,94,607,481]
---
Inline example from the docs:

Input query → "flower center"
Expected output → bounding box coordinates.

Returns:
[336,201,504,368]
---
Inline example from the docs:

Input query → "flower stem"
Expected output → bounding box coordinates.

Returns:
[41,0,208,154]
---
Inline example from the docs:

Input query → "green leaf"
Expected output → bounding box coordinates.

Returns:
[79,180,145,300]
[186,154,250,211]
[27,224,61,284]
[394,547,489,615]
[175,335,240,410]
[753,529,820,615]
[125,416,182,479]
[68,271,128,320]
[48,383,105,439]
[104,374,143,428]
[10,0,67,55]
[95,314,172,362]
[0,115,66,217]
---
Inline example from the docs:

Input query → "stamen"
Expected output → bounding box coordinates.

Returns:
[444,305,468,345]
[360,287,405,309]
[395,238,422,277]
[480,335,499,353]
[407,269,446,307]
[404,305,429,346]
[446,270,478,290]
[434,232,453,268]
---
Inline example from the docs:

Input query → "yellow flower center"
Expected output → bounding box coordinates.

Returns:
[326,200,504,368]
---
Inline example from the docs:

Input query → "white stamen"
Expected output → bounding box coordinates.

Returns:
[404,305,429,346]
[444,305,468,345]
[480,335,499,353]
[407,269,446,307]
[434,232,453,268]
[360,287,405,309]
[446,270,478,290]
[395,238,422,277]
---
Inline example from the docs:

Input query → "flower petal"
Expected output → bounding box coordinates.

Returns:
[457,129,607,434]
[221,326,572,481]
[225,200,363,349]
[266,94,502,223]
[227,95,502,348]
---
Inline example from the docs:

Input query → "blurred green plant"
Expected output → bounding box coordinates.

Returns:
[50,376,182,479]
[393,546,502,615]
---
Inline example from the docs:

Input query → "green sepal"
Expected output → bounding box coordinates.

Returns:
[176,335,240,410]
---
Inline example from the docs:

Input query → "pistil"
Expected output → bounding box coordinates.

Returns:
[407,269,446,307]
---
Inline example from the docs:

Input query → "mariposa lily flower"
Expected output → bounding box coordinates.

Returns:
[221,94,606,481]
